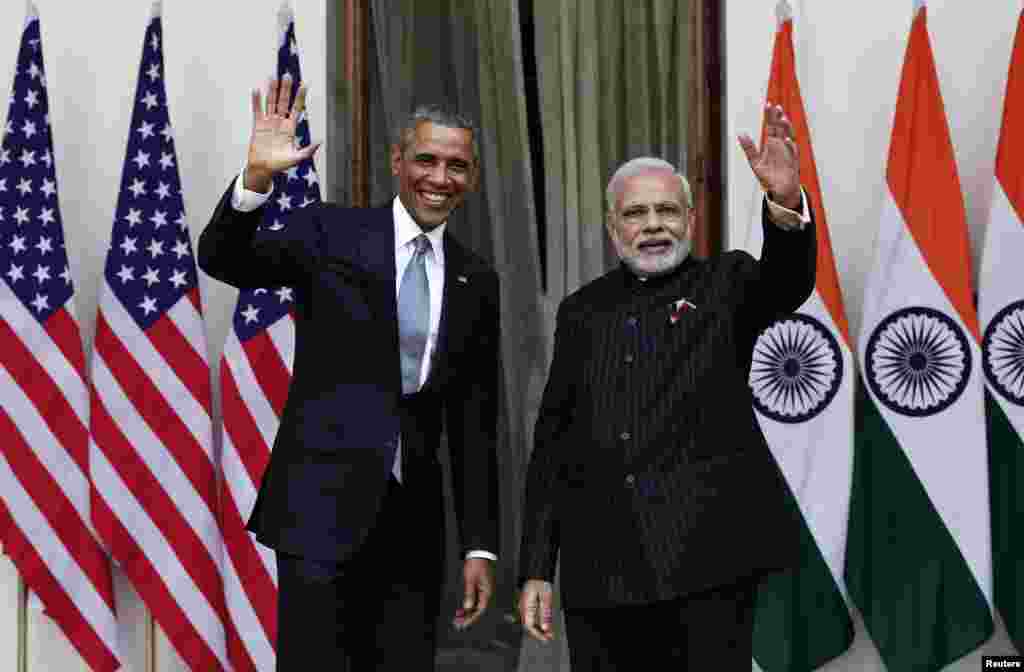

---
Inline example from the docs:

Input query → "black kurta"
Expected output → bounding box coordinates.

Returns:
[520,201,816,608]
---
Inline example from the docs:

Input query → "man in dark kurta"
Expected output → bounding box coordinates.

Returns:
[518,104,817,669]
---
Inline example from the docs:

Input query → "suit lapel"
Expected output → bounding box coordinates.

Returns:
[349,207,400,390]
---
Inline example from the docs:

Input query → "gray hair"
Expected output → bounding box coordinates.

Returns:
[395,103,479,163]
[605,157,693,212]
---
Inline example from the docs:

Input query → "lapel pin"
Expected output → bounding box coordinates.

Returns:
[669,298,697,325]
[457,275,468,284]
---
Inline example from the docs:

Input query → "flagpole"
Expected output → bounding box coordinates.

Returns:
[17,577,27,672]
[146,611,156,672]
[17,21,35,672]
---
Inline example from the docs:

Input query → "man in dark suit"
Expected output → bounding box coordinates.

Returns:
[198,77,499,670]
[517,104,816,669]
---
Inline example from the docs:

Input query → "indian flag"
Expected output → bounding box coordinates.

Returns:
[980,7,1024,653]
[846,3,994,669]
[746,3,854,670]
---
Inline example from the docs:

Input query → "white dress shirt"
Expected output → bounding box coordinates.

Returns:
[232,171,497,562]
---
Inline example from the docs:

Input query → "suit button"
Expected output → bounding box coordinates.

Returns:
[620,431,631,441]
[626,316,638,327]
[625,474,636,486]
[624,354,634,364]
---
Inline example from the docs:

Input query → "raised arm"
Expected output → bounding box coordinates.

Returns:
[737,102,816,325]
[197,77,324,290]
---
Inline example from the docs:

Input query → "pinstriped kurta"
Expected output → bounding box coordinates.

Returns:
[521,202,816,608]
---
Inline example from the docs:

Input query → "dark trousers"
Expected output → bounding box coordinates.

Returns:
[564,575,760,671]
[275,475,444,671]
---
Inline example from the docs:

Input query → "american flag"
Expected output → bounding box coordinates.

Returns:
[0,7,121,671]
[218,5,320,670]
[87,4,234,670]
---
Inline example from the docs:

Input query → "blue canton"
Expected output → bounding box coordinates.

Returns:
[1,17,73,325]
[103,16,195,331]
[231,18,322,342]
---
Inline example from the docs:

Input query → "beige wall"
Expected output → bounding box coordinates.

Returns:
[0,1,326,669]
[728,1,1021,670]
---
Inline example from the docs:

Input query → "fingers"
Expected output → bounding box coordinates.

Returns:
[775,112,796,143]
[741,102,797,164]
[265,77,279,118]
[290,83,308,121]
[251,88,262,122]
[518,583,555,642]
[763,102,785,138]
[276,75,294,117]
[460,577,477,622]
[475,577,493,614]
[519,591,547,642]
[539,586,554,637]
[763,102,796,149]
[737,133,759,164]
[453,562,492,630]
[785,136,799,161]
[297,142,321,162]
[459,580,491,629]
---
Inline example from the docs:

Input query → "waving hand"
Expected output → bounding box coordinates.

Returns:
[244,76,321,192]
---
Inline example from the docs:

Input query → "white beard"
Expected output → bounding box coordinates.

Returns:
[613,235,692,278]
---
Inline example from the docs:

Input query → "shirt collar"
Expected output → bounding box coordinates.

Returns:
[393,196,446,263]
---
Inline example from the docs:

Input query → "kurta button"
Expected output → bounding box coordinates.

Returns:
[624,354,634,363]
[625,474,636,486]
[620,431,631,441]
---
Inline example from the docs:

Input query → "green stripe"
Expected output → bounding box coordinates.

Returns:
[987,390,1024,652]
[752,482,854,672]
[846,378,992,672]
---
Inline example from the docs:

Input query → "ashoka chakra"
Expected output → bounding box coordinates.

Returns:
[865,306,971,417]
[982,299,1024,406]
[750,313,843,423]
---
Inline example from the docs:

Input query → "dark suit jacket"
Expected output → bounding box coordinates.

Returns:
[519,201,816,608]
[198,180,500,564]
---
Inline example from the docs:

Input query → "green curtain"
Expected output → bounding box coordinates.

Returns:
[366,0,547,667]
[521,3,693,667]
[331,1,693,668]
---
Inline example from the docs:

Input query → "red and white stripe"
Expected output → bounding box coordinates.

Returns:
[220,314,294,672]
[0,279,120,671]
[89,284,234,671]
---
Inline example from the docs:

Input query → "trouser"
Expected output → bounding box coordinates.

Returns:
[564,575,760,670]
[274,475,443,671]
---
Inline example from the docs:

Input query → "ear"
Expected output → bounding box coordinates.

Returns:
[605,211,618,241]
[685,207,696,237]
[390,144,402,177]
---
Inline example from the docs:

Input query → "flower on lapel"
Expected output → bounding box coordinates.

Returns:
[669,297,697,325]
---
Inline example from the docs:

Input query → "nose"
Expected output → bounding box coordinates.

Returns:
[427,162,450,187]
[642,211,664,232]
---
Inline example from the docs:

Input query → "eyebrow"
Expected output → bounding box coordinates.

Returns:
[413,153,470,166]
[622,201,683,211]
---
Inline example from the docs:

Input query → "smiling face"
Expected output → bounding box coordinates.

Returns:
[606,169,695,278]
[391,120,478,231]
